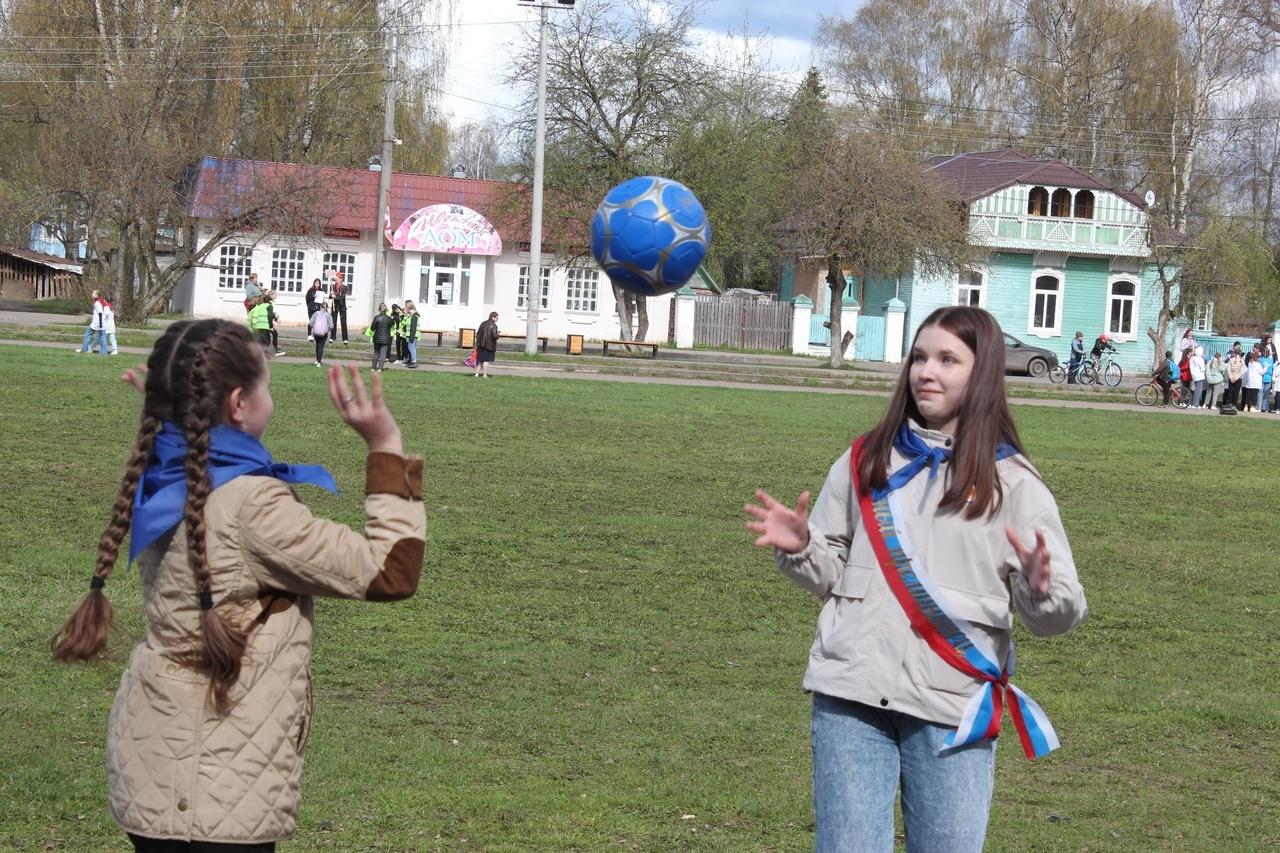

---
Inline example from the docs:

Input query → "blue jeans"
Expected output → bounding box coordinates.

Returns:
[80,326,106,353]
[812,692,995,853]
[407,340,417,364]
[1261,382,1273,412]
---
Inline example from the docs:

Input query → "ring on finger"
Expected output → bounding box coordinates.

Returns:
[340,394,356,405]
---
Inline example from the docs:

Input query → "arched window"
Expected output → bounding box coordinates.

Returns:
[1051,188,1072,217]
[1027,186,1049,216]
[1073,190,1095,219]
[956,270,984,306]
[1108,279,1137,337]
[1031,274,1061,333]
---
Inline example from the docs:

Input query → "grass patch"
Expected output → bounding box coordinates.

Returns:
[0,344,1277,850]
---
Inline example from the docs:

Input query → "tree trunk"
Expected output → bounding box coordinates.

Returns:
[826,253,845,369]
[614,282,635,339]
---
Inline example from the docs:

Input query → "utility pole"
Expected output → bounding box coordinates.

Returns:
[519,0,574,355]
[372,27,398,312]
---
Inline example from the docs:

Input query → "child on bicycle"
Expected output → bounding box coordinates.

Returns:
[1090,333,1116,363]
[1153,350,1177,407]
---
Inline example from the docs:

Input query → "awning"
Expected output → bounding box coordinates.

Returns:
[391,204,502,255]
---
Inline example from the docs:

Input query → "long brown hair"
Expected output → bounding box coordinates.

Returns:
[856,306,1025,519]
[53,319,267,714]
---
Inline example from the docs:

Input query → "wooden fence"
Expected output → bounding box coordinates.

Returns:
[693,296,792,350]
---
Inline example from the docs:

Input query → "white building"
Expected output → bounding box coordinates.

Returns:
[172,157,676,343]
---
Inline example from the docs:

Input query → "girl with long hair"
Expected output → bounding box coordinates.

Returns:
[745,306,1087,852]
[53,319,426,851]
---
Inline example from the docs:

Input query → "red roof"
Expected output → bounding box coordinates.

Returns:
[190,157,529,238]
[924,148,1147,209]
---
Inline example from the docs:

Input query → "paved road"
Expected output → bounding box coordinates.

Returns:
[12,336,1276,420]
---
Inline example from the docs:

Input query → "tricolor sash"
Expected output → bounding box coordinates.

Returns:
[850,430,1059,759]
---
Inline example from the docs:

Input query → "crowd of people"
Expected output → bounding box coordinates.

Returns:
[1153,330,1278,412]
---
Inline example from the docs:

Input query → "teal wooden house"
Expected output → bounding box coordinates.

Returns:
[783,149,1175,373]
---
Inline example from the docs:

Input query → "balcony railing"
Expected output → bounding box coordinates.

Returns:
[970,213,1149,256]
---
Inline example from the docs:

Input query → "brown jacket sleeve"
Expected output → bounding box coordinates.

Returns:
[238,452,426,601]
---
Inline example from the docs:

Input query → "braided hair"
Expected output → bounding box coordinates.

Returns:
[53,319,266,715]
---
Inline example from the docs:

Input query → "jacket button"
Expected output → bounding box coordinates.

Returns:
[177,798,189,812]
[165,664,178,675]
[879,698,889,707]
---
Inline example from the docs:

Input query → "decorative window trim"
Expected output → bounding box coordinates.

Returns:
[1104,275,1140,341]
[517,265,551,311]
[1027,269,1063,338]
[954,267,986,308]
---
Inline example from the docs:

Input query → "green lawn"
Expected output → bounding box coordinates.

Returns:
[0,344,1276,851]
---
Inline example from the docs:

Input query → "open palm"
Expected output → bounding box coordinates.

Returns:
[1006,526,1052,596]
[744,489,811,554]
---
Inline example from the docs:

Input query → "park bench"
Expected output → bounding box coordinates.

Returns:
[420,329,448,347]
[499,333,548,352]
[457,328,548,352]
[601,338,659,358]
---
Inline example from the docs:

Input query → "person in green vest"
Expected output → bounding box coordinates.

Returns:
[402,300,420,369]
[247,297,272,351]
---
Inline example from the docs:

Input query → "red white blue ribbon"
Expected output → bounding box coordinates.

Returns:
[851,435,1059,759]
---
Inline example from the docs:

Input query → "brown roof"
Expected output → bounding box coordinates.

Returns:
[924,148,1147,209]
[0,246,84,273]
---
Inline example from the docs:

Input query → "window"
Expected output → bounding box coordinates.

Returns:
[218,245,252,290]
[1031,274,1060,333]
[1050,188,1072,217]
[518,265,550,310]
[565,267,599,313]
[1192,303,1214,333]
[323,252,356,295]
[1073,190,1095,219]
[1027,186,1049,216]
[270,248,305,293]
[955,270,984,307]
[1107,280,1137,337]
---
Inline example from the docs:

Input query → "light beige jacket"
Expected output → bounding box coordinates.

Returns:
[775,423,1087,728]
[107,452,426,844]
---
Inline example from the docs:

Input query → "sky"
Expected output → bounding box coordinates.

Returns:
[435,0,842,127]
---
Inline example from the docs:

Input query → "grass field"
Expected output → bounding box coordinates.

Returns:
[0,344,1276,851]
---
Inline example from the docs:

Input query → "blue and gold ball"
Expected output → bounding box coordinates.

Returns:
[590,176,711,296]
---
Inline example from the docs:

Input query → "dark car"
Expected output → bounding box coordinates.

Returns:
[1003,333,1059,377]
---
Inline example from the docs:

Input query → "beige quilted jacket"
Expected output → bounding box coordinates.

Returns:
[107,452,426,844]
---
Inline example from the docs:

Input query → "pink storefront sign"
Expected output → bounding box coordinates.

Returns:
[391,204,503,255]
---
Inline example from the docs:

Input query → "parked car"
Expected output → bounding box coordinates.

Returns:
[1003,333,1059,377]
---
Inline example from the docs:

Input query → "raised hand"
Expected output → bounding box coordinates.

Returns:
[1006,526,1052,597]
[121,363,149,395]
[744,489,811,554]
[327,364,403,455]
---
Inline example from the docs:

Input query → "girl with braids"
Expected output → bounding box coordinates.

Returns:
[745,307,1086,852]
[52,319,426,852]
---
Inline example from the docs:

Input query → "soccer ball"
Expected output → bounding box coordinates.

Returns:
[590,176,711,296]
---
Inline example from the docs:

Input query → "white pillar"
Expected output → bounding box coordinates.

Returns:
[791,294,812,355]
[884,297,907,364]
[674,286,696,348]
[839,296,860,359]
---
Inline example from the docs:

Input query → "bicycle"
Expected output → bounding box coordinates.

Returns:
[1135,380,1188,408]
[1079,350,1123,387]
[1048,361,1083,384]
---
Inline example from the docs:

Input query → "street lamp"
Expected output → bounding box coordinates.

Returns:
[516,0,574,354]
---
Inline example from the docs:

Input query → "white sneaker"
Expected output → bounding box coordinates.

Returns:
[314,361,322,367]
[110,351,119,355]
[307,335,314,341]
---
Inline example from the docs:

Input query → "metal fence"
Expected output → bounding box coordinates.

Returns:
[693,296,793,350]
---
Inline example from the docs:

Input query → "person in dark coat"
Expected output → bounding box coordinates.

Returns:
[366,303,394,373]
[474,311,499,378]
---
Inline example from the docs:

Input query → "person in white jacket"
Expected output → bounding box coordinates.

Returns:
[99,297,119,355]
[76,290,105,354]
[746,305,1086,853]
[1189,346,1206,407]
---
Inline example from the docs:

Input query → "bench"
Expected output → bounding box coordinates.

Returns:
[601,338,659,358]
[420,329,449,347]
[498,333,548,353]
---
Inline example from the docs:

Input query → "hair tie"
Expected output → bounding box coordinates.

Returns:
[198,591,214,610]
[90,575,106,590]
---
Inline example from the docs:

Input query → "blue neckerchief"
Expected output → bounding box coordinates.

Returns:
[129,421,337,562]
[871,423,1019,500]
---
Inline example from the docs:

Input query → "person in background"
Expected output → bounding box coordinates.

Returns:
[330,270,349,345]
[402,300,420,369]
[1188,346,1205,408]
[99,295,119,356]
[265,290,285,357]
[1177,348,1193,404]
[1258,345,1274,414]
[1067,331,1085,384]
[76,289,105,354]
[1257,333,1276,360]
[243,272,263,313]
[305,278,324,341]
[1177,328,1195,356]
[1155,350,1177,407]
[365,303,394,373]
[247,296,273,352]
[389,304,405,365]
[474,311,499,379]
[310,297,332,367]
[1203,352,1224,409]
[1242,346,1263,412]
[1224,345,1245,408]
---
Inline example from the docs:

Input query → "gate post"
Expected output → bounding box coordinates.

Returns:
[791,295,812,355]
[883,297,906,364]
[674,285,696,349]
[840,295,860,359]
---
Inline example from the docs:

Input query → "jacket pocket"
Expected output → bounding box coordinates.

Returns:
[911,586,1012,696]
[294,671,314,755]
[812,563,876,662]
